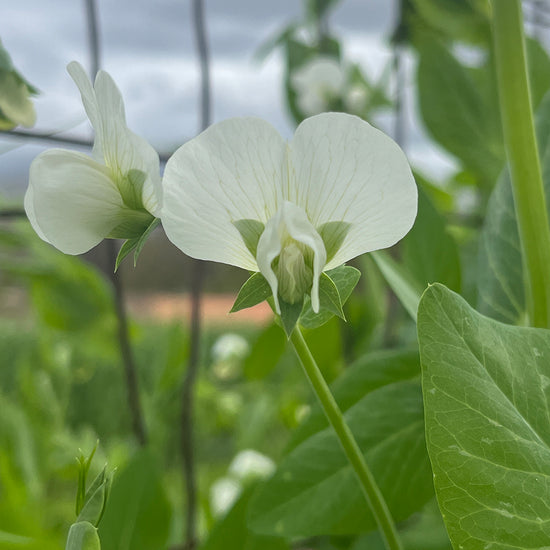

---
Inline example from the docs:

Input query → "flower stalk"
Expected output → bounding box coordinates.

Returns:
[492,0,550,328]
[289,327,403,550]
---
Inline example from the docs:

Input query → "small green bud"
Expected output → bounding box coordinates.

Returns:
[275,241,313,305]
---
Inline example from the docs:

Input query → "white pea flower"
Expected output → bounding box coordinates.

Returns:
[291,56,345,116]
[24,61,161,255]
[210,477,242,518]
[228,449,275,482]
[211,333,249,363]
[162,113,417,314]
[344,83,369,115]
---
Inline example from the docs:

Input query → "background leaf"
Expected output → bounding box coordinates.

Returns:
[477,91,550,324]
[98,450,171,550]
[248,348,432,537]
[201,486,288,550]
[419,283,550,549]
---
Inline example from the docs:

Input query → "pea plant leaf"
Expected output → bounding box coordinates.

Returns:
[418,283,550,549]
[477,90,550,324]
[98,450,171,550]
[416,35,504,187]
[201,486,289,550]
[248,349,433,537]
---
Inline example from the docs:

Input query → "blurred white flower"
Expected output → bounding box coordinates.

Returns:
[211,333,249,363]
[228,449,275,482]
[344,84,369,115]
[291,56,345,116]
[25,61,161,254]
[210,477,242,518]
[162,113,417,313]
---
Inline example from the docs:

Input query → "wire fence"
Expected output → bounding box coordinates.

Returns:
[0,1,212,545]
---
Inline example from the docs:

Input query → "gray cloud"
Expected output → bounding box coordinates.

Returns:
[0,0,454,201]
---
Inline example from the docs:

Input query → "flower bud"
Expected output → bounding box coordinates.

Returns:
[275,241,313,304]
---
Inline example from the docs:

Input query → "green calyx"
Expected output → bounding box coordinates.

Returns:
[273,240,314,305]
[116,168,147,211]
[107,168,156,242]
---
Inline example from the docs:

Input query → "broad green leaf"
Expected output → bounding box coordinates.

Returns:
[526,37,550,110]
[477,90,550,324]
[417,36,503,187]
[65,522,101,550]
[410,0,490,43]
[351,499,452,550]
[300,265,361,329]
[401,185,461,293]
[419,283,550,549]
[201,486,288,550]
[244,322,286,380]
[371,250,423,322]
[233,219,265,257]
[248,348,433,536]
[230,273,272,313]
[98,450,171,550]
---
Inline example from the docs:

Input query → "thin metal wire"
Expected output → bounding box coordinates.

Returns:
[84,0,147,447]
[181,0,211,548]
[0,128,173,163]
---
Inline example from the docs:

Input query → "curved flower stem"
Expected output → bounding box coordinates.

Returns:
[492,0,550,328]
[289,327,403,550]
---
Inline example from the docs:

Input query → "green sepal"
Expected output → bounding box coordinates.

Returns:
[118,169,146,210]
[107,209,154,240]
[76,442,98,516]
[319,272,345,319]
[317,221,351,263]
[232,219,265,257]
[279,296,304,338]
[77,467,113,527]
[230,272,272,313]
[300,265,361,329]
[114,217,160,272]
[65,521,101,550]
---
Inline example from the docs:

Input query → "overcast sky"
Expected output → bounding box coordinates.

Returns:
[0,0,456,200]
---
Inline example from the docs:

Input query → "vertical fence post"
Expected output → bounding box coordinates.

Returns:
[84,0,147,446]
[181,0,211,548]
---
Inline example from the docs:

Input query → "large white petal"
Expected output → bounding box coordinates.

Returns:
[67,62,162,216]
[26,149,125,255]
[24,183,50,243]
[288,112,417,269]
[162,117,287,270]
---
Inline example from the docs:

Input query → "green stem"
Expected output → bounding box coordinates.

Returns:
[492,0,550,328]
[289,327,403,550]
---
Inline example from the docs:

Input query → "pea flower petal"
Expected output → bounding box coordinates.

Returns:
[161,117,287,270]
[26,150,125,254]
[288,113,417,269]
[162,113,417,312]
[24,61,161,254]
